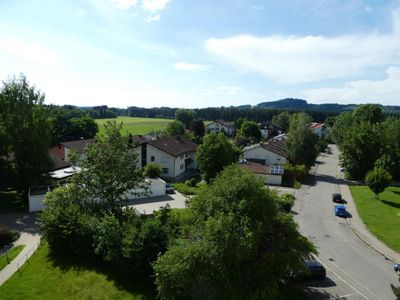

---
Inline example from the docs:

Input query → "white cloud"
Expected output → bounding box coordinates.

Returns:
[216,85,244,95]
[145,14,160,23]
[302,66,400,104]
[74,8,86,17]
[0,39,64,68]
[112,0,138,10]
[206,8,400,84]
[142,0,170,12]
[173,61,209,71]
[365,6,372,12]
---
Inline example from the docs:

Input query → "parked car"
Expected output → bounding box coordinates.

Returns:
[305,260,326,280]
[165,183,174,194]
[290,260,326,281]
[394,264,400,274]
[332,193,345,203]
[334,204,347,217]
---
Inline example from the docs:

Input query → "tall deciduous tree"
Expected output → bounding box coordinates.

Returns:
[189,119,205,139]
[287,113,318,166]
[164,120,185,136]
[154,166,315,299]
[196,133,240,183]
[240,120,261,141]
[175,109,195,128]
[340,122,381,180]
[272,111,291,133]
[0,74,53,191]
[365,167,392,199]
[72,121,146,206]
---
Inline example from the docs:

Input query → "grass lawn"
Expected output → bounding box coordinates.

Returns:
[0,245,25,271]
[96,117,172,136]
[0,242,155,300]
[350,185,400,252]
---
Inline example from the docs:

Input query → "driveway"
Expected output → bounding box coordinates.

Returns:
[126,191,188,215]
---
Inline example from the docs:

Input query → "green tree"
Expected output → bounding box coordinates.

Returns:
[72,121,146,206]
[189,119,205,139]
[340,122,381,180]
[154,166,315,299]
[234,117,246,130]
[196,133,240,183]
[67,149,80,168]
[272,111,291,132]
[352,104,383,125]
[0,74,53,191]
[67,116,98,140]
[329,111,354,145]
[374,154,396,178]
[287,113,318,166]
[240,120,261,141]
[164,120,185,136]
[365,167,392,199]
[144,163,161,178]
[175,109,195,128]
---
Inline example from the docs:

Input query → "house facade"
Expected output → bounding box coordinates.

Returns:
[310,123,326,138]
[206,120,235,136]
[239,161,284,185]
[134,136,198,181]
[49,139,95,168]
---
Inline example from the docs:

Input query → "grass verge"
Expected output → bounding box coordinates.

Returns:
[172,182,206,196]
[350,185,400,252]
[0,242,155,300]
[96,116,172,136]
[0,245,25,271]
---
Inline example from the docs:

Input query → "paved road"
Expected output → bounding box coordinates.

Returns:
[296,145,398,300]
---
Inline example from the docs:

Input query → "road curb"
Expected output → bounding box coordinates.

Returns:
[346,217,397,263]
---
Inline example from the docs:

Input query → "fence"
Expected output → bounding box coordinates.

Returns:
[16,238,42,271]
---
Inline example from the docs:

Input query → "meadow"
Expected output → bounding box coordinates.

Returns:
[95,116,172,136]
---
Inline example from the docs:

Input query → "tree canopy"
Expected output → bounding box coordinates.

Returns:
[196,133,240,183]
[240,120,261,141]
[0,74,53,191]
[272,111,291,133]
[365,167,392,199]
[287,113,318,166]
[175,109,195,128]
[164,120,185,136]
[154,165,315,299]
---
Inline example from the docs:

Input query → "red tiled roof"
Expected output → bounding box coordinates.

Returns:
[240,162,269,174]
[310,122,324,129]
[148,136,197,157]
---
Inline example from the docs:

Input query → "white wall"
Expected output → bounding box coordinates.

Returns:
[243,146,286,165]
[147,145,175,178]
[29,194,47,212]
[126,178,166,199]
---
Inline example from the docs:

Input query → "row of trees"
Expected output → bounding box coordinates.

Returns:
[330,104,400,182]
[40,121,315,299]
[125,105,335,123]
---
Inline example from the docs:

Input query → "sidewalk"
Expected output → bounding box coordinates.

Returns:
[339,181,400,263]
[0,213,42,286]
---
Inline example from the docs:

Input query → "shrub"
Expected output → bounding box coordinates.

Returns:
[144,163,161,178]
[0,225,20,248]
[276,193,295,213]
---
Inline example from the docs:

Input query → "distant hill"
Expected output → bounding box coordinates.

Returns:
[255,98,399,114]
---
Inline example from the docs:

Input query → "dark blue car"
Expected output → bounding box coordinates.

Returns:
[334,205,347,217]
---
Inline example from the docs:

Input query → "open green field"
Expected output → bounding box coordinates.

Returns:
[96,116,172,136]
[0,245,25,271]
[0,242,155,300]
[350,185,400,252]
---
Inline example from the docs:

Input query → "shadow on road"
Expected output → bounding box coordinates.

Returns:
[0,212,40,234]
[304,277,337,288]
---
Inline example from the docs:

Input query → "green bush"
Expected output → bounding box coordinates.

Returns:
[276,193,295,213]
[0,225,20,248]
[144,163,161,178]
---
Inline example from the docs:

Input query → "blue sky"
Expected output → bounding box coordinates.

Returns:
[1,0,400,108]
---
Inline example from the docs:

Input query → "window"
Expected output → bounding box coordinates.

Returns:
[162,168,169,174]
[151,156,155,162]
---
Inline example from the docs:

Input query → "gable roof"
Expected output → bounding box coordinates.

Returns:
[207,119,234,128]
[148,136,197,157]
[129,134,151,145]
[49,153,71,170]
[61,139,95,154]
[261,139,287,158]
[310,122,325,129]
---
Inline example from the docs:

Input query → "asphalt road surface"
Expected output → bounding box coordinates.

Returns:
[297,144,398,300]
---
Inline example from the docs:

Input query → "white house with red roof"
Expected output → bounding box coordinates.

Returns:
[310,122,326,138]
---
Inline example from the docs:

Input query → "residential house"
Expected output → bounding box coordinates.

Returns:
[242,138,287,185]
[206,120,235,136]
[134,135,198,182]
[258,122,282,139]
[310,123,326,138]
[239,161,284,185]
[49,138,95,167]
